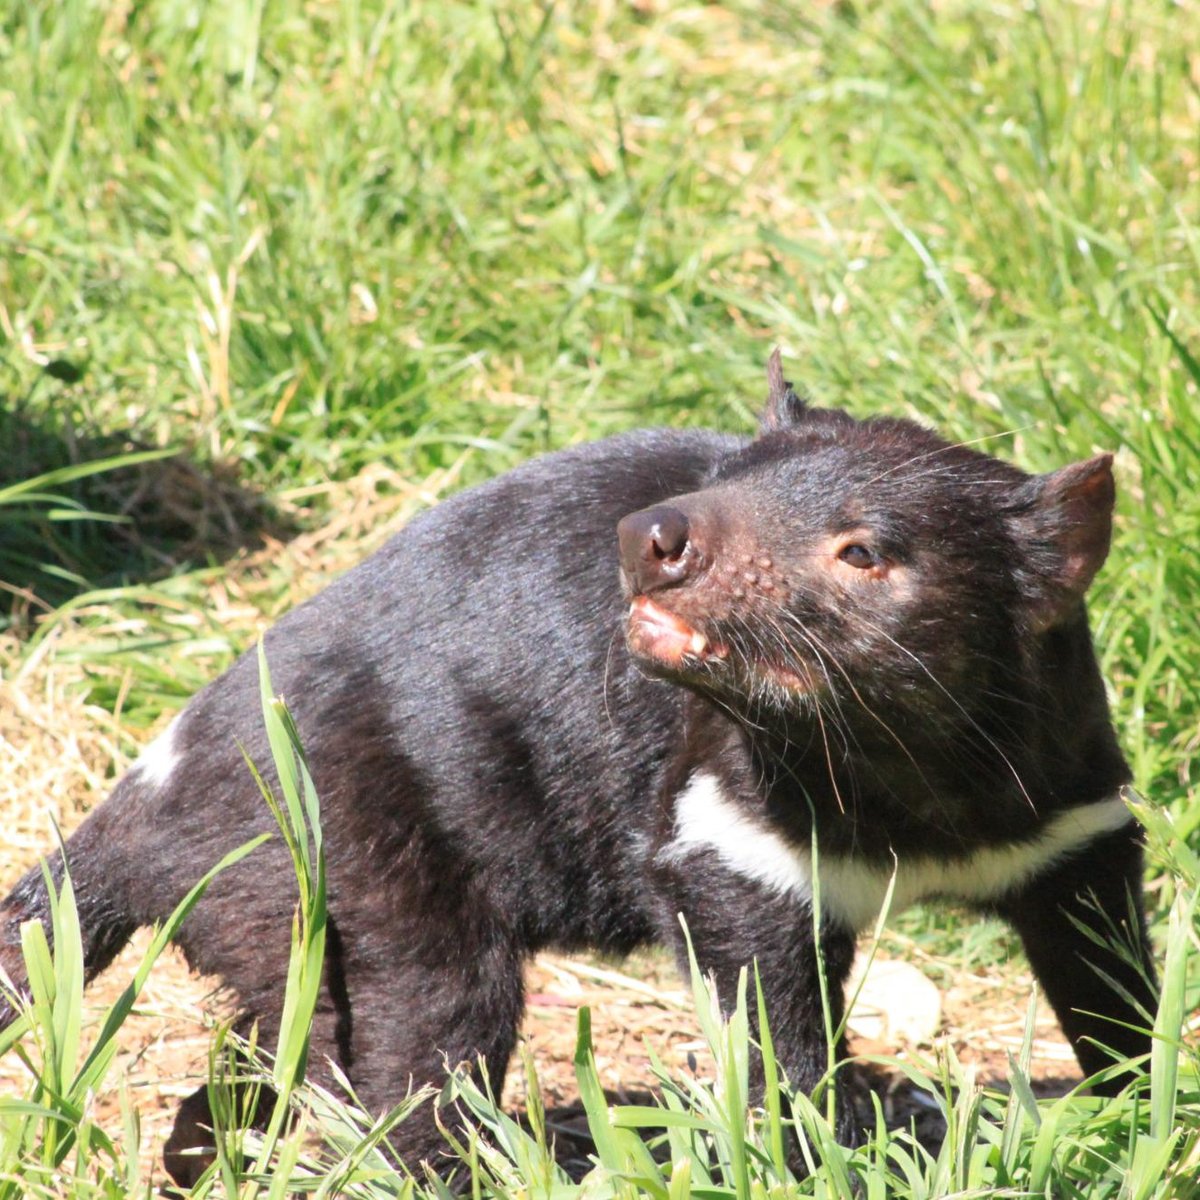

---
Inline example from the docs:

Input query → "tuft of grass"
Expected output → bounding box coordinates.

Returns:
[0,833,266,1198]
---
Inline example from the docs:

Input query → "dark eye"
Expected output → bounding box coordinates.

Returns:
[838,543,876,569]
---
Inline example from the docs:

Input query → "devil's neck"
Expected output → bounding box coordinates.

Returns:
[681,690,1066,855]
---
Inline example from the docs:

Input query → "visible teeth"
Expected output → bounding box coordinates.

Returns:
[689,631,708,655]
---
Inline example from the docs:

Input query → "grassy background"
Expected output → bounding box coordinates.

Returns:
[1,0,1198,1192]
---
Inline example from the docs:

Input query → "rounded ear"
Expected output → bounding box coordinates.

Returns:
[1011,453,1115,631]
[760,348,808,431]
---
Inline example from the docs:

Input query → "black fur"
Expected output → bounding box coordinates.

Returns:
[0,370,1156,1182]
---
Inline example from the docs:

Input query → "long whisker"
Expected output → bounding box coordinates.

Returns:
[862,425,1038,488]
[764,607,972,842]
[847,610,1038,813]
[772,608,937,789]
[601,622,626,735]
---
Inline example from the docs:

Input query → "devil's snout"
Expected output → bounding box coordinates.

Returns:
[617,504,699,594]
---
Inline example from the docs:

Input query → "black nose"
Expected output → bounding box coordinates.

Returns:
[618,505,695,594]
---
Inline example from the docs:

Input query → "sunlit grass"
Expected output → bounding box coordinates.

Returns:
[1,0,1198,1194]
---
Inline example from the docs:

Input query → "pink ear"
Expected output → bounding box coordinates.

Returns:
[1016,454,1115,630]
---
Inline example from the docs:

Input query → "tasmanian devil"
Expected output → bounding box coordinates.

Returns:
[0,353,1156,1184]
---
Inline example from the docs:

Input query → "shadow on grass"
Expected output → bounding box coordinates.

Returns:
[0,388,300,633]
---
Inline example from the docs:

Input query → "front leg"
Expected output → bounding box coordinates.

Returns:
[997,821,1156,1093]
[652,782,858,1141]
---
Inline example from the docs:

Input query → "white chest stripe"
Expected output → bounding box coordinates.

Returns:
[667,772,1135,932]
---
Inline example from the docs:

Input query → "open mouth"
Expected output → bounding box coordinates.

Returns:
[625,596,813,695]
[625,596,728,669]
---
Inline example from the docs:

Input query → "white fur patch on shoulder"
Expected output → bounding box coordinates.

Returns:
[666,771,1135,932]
[130,719,181,789]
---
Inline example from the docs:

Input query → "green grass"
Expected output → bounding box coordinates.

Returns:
[2,0,1199,1194]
